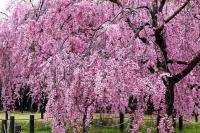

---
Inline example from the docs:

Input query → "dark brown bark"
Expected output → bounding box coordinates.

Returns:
[126,0,198,132]
[179,116,183,131]
[165,78,175,115]
[41,111,44,119]
[195,113,198,122]
[119,112,124,132]
[83,114,88,133]
[173,53,200,83]
[5,111,8,120]
[164,0,190,23]
[172,112,176,129]
[159,0,166,12]
[153,11,200,133]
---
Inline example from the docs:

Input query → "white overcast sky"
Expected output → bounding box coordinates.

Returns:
[0,0,10,12]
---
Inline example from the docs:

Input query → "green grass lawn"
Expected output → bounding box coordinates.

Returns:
[0,112,199,133]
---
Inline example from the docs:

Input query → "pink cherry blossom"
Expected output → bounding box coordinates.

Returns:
[0,0,199,133]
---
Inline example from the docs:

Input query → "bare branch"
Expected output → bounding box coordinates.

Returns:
[159,0,166,12]
[60,15,72,30]
[126,18,150,36]
[126,18,150,45]
[167,59,188,65]
[0,12,8,17]
[164,0,190,23]
[108,0,122,7]
[173,52,200,83]
[136,5,151,11]
[29,0,35,8]
[39,0,45,10]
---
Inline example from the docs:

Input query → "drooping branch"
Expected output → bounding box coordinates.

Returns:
[167,59,188,65]
[60,14,72,29]
[108,0,122,7]
[164,0,190,23]
[0,12,8,17]
[39,0,45,10]
[125,18,150,44]
[173,52,200,83]
[136,5,150,10]
[29,0,35,8]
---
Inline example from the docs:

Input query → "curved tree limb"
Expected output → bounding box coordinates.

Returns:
[159,0,166,12]
[173,52,200,83]
[164,0,190,23]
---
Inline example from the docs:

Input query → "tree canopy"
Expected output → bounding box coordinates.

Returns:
[0,0,199,132]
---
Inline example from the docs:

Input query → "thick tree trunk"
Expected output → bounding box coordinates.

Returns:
[165,79,175,116]
[152,2,200,132]
[179,115,183,131]
[128,96,137,132]
[119,112,124,132]
[128,114,134,133]
[40,105,45,119]
[100,113,102,122]
[83,114,88,133]
[172,112,176,129]
[166,79,177,131]
[41,111,44,119]
[20,101,24,113]
[195,114,198,122]
[154,28,176,132]
[5,111,8,120]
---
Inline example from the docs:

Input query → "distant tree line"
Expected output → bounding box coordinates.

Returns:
[0,84,48,113]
